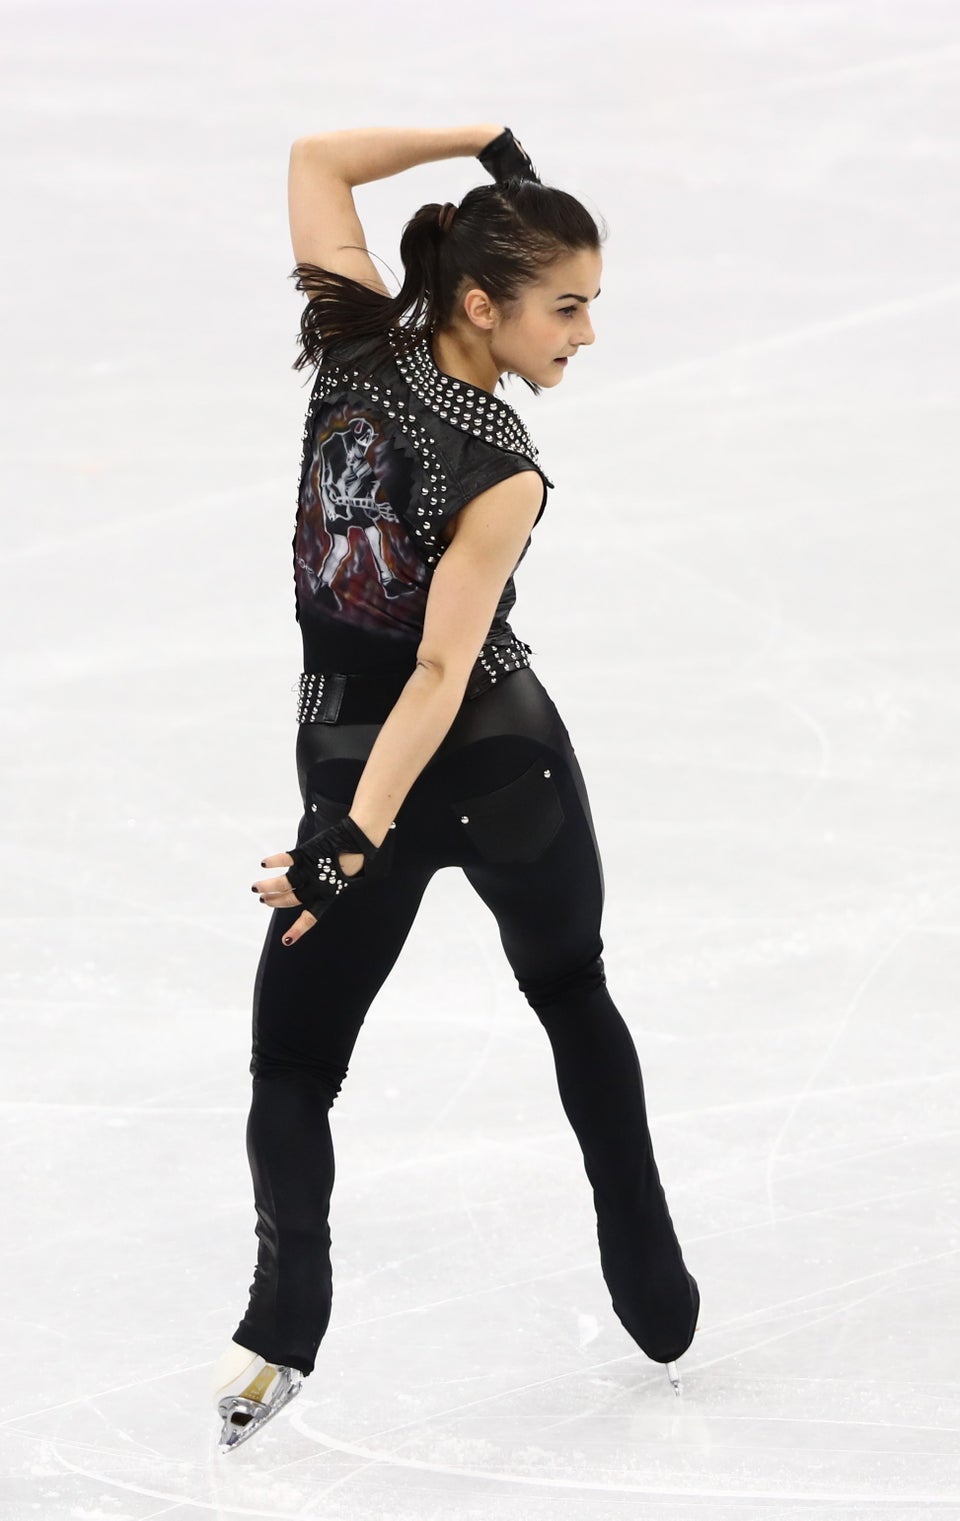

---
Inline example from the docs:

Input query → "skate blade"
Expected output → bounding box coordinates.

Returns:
[664,1311,699,1397]
[218,1364,302,1451]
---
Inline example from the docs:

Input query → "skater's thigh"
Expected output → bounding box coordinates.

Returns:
[251,859,434,1083]
[455,732,607,986]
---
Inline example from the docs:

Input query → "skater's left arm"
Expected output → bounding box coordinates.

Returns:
[254,471,544,941]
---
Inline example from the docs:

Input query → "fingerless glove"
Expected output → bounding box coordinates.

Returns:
[285,815,384,917]
[477,126,541,186]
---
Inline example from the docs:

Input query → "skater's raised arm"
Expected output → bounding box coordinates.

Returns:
[291,125,504,189]
[288,126,502,299]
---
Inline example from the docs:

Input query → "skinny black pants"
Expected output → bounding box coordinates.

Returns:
[233,668,699,1375]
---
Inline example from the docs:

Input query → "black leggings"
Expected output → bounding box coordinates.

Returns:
[233,668,699,1375]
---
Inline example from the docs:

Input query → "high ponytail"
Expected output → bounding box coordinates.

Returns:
[289,176,605,396]
[290,199,450,373]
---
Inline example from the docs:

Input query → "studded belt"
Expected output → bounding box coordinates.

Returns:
[296,637,535,724]
[295,668,411,724]
[465,636,534,698]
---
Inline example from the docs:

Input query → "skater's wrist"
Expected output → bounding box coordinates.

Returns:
[344,818,391,851]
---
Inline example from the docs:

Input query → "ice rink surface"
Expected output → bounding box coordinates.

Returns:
[2,0,959,1515]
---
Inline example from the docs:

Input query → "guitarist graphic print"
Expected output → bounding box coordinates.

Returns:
[294,400,427,640]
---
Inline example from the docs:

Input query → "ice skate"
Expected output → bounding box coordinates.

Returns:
[663,1308,700,1395]
[214,1346,303,1452]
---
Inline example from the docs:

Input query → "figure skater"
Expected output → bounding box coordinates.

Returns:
[212,123,700,1451]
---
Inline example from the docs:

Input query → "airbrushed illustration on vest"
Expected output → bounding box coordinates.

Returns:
[294,395,429,643]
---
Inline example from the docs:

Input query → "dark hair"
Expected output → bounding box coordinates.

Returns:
[289,175,606,396]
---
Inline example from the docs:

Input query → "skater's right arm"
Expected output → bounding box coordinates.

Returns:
[291,124,504,189]
[288,124,503,298]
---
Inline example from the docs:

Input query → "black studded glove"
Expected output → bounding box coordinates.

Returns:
[285,815,386,917]
[477,126,541,185]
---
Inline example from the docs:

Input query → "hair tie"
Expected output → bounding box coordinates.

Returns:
[437,202,457,234]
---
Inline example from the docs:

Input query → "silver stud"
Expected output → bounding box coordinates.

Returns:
[461,815,469,823]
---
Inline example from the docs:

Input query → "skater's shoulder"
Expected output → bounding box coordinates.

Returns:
[311,329,397,388]
[304,324,555,508]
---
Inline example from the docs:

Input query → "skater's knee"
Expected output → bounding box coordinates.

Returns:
[517,944,607,1017]
[250,1050,347,1107]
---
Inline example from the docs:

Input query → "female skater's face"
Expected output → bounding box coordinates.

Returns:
[497,248,602,388]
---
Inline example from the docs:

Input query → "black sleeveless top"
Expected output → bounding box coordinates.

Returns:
[292,325,555,698]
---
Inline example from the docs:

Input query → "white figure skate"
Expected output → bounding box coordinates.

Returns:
[214,1346,303,1451]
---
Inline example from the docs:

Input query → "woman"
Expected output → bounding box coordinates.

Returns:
[212,124,700,1451]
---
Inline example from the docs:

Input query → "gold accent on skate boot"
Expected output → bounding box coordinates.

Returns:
[241,1364,279,1403]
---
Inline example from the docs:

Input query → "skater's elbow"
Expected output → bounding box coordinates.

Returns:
[412,652,470,698]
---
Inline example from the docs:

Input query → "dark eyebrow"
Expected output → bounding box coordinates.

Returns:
[555,288,601,302]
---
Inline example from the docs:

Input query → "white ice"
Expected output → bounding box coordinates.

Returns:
[1,1,959,1517]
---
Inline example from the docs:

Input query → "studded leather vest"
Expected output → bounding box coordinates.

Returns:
[292,325,554,700]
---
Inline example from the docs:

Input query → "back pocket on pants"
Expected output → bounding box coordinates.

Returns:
[297,786,350,847]
[298,781,397,876]
[451,759,565,864]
